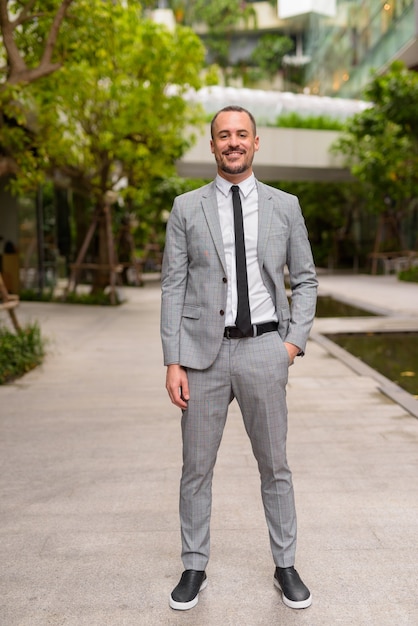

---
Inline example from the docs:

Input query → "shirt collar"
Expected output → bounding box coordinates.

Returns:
[215,173,256,199]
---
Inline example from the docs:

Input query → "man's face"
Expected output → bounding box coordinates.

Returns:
[210,110,259,182]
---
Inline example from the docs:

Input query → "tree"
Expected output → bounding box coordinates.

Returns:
[34,1,206,292]
[366,61,418,140]
[332,62,418,253]
[39,5,205,199]
[1,1,208,296]
[272,180,366,269]
[0,0,74,84]
[192,0,256,84]
[0,0,75,179]
[250,34,294,81]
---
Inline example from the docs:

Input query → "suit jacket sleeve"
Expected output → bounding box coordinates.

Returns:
[285,196,318,353]
[160,196,188,366]
[257,182,317,354]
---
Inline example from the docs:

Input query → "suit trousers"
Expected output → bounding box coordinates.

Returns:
[179,331,297,570]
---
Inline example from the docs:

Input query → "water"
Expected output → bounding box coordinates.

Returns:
[326,332,418,397]
[313,296,417,397]
[315,296,376,318]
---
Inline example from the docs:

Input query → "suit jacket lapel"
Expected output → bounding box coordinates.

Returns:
[201,182,227,274]
[257,181,273,266]
[200,179,273,274]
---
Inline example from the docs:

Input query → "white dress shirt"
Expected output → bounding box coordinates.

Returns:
[215,174,278,327]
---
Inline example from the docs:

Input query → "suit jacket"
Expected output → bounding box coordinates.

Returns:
[161,179,318,370]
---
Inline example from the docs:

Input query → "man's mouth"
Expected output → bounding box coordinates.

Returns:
[224,150,244,157]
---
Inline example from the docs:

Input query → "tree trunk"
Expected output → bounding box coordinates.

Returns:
[91,205,111,294]
[72,192,92,283]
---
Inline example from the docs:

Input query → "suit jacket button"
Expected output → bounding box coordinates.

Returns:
[220,310,225,316]
[222,277,227,283]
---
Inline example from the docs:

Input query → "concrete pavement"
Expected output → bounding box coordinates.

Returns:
[0,274,417,625]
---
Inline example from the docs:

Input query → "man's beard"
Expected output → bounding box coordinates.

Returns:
[217,153,253,175]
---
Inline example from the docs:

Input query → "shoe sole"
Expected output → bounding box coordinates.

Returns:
[169,578,208,611]
[274,578,312,609]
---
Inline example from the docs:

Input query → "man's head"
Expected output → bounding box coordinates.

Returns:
[210,106,259,183]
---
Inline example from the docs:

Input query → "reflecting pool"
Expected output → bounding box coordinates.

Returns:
[315,296,376,318]
[325,332,418,397]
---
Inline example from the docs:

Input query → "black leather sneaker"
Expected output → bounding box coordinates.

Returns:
[169,570,207,610]
[274,566,312,609]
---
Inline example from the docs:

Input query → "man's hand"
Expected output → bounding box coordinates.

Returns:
[166,364,189,409]
[284,342,300,365]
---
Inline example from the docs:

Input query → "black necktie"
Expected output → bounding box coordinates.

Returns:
[231,185,252,336]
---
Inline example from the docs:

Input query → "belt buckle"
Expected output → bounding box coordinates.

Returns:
[225,327,231,339]
[252,324,257,338]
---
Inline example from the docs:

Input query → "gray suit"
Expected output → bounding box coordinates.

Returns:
[161,179,317,570]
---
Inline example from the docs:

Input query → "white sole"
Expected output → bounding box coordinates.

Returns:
[274,577,312,609]
[169,578,208,611]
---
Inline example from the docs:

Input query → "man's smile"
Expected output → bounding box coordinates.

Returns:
[224,149,245,157]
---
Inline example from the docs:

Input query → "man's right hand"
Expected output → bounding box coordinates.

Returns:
[166,364,190,409]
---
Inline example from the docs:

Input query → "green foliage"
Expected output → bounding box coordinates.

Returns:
[268,180,366,268]
[63,291,123,305]
[364,61,418,140]
[33,5,206,206]
[132,175,208,249]
[20,289,123,305]
[9,0,74,68]
[0,1,76,185]
[193,0,256,32]
[1,0,209,295]
[1,1,207,200]
[19,289,55,302]
[333,109,418,211]
[0,84,46,191]
[0,322,45,384]
[332,62,418,249]
[398,266,418,283]
[251,34,294,79]
[274,113,344,130]
[1,1,75,83]
[193,0,256,80]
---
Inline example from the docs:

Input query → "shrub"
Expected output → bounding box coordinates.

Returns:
[20,289,123,305]
[274,112,345,131]
[398,266,418,283]
[63,291,122,306]
[20,289,54,302]
[0,323,45,384]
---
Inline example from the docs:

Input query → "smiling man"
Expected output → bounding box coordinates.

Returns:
[161,106,318,612]
[210,107,259,177]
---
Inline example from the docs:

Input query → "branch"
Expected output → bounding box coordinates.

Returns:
[10,0,37,28]
[40,0,75,69]
[1,0,75,84]
[13,11,51,27]
[9,62,63,84]
[0,0,27,77]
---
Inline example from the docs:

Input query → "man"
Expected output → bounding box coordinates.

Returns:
[161,106,317,612]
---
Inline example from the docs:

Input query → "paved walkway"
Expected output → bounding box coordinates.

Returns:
[1,274,417,626]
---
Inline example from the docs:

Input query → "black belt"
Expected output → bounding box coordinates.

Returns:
[224,321,278,339]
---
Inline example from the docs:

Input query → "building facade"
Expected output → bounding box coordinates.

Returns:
[156,1,418,96]
[300,0,418,96]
